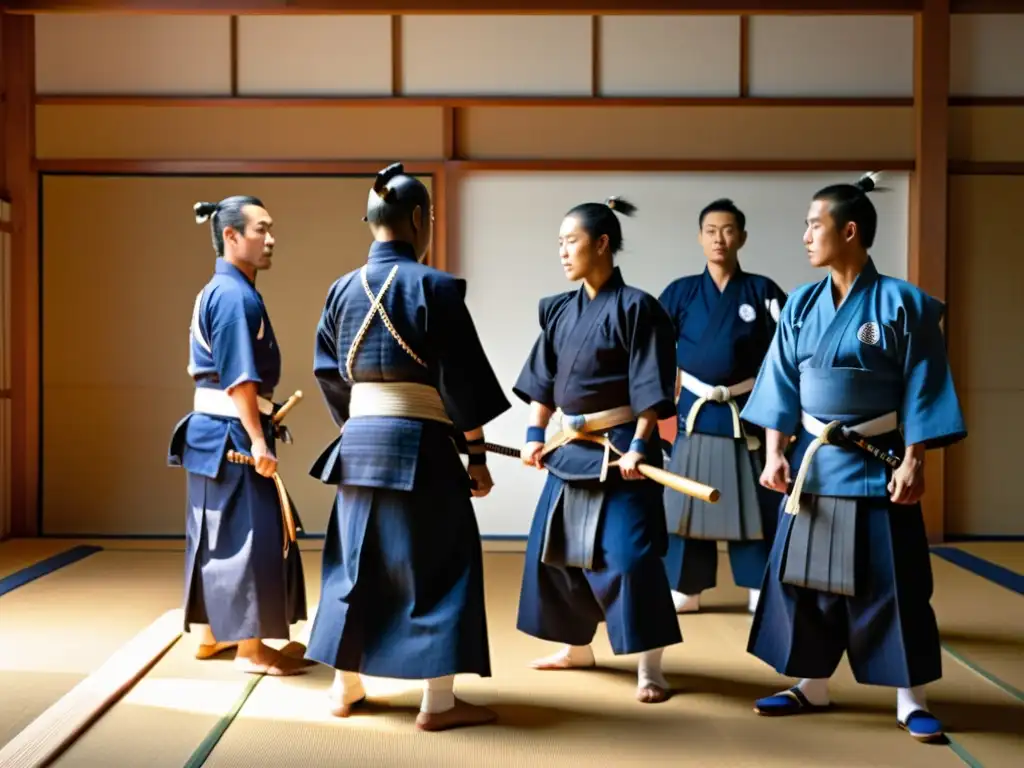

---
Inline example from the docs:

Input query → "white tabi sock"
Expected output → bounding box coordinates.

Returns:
[897,685,929,722]
[748,589,761,613]
[333,670,366,706]
[672,590,701,612]
[791,677,830,706]
[421,675,456,714]
[637,648,669,690]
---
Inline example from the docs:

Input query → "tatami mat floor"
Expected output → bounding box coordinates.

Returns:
[1,539,1021,767]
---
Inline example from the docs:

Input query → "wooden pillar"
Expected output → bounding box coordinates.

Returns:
[3,13,39,537]
[910,0,950,543]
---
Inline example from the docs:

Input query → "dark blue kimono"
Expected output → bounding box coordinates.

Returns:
[741,258,967,687]
[658,267,787,594]
[513,267,682,656]
[168,258,307,642]
[303,240,510,681]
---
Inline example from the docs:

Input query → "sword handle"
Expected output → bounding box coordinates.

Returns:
[225,449,254,466]
[272,390,303,425]
[841,428,903,470]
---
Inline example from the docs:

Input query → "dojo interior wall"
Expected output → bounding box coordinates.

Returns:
[40,174,429,536]
[946,176,1024,538]
[457,171,911,537]
[0,202,11,541]
[10,9,1024,540]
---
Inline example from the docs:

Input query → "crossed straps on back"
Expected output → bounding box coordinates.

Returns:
[345,264,429,382]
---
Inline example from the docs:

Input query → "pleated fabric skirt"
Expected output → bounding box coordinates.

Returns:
[748,495,941,688]
[665,432,764,541]
[183,463,308,642]
[779,494,857,597]
[304,482,491,680]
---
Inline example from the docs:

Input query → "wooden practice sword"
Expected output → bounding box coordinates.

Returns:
[476,440,720,504]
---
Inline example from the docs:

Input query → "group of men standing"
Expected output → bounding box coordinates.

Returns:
[168,166,966,743]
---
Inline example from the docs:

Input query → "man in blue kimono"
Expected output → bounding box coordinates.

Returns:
[659,198,787,615]
[304,164,511,732]
[169,195,309,677]
[514,197,682,705]
[741,173,967,743]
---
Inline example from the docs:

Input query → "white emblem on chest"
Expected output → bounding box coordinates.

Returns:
[857,321,880,346]
[738,303,756,323]
[766,298,780,322]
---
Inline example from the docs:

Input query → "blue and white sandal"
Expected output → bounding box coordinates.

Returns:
[753,686,831,716]
[898,709,945,743]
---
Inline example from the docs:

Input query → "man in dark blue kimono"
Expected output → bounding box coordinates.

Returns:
[659,199,787,615]
[514,197,682,705]
[303,163,511,732]
[169,195,309,676]
[741,173,967,743]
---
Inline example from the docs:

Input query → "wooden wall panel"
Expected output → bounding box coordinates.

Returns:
[4,13,38,538]
[949,106,1024,161]
[237,15,392,96]
[947,174,1024,537]
[950,14,1024,96]
[748,15,915,97]
[0,217,9,541]
[1,217,9,396]
[599,15,741,97]
[401,15,591,96]
[34,14,231,95]
[35,104,445,160]
[40,174,430,536]
[458,105,915,160]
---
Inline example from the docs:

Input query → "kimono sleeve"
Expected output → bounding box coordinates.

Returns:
[657,278,684,336]
[430,276,511,431]
[900,294,967,449]
[208,286,261,392]
[627,296,677,421]
[511,295,561,409]
[740,296,802,436]
[312,282,351,429]
[763,279,788,335]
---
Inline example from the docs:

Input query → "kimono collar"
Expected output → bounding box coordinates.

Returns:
[215,257,256,288]
[702,262,744,292]
[828,256,878,302]
[588,266,625,294]
[368,240,420,263]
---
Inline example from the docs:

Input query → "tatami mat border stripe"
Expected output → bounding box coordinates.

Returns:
[182,675,264,768]
[941,643,1024,704]
[945,735,985,768]
[931,547,1024,596]
[0,544,103,596]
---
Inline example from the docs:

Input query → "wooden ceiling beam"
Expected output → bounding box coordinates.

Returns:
[3,1,927,15]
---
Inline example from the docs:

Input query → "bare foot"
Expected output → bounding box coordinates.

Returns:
[279,641,316,668]
[195,641,237,660]
[636,684,672,704]
[328,694,367,718]
[234,643,309,676]
[415,699,497,732]
[529,645,596,670]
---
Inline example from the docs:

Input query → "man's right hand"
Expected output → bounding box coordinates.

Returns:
[251,439,278,478]
[760,452,791,494]
[521,441,545,468]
